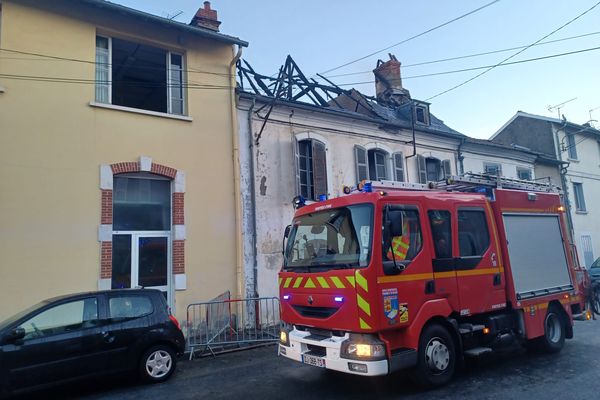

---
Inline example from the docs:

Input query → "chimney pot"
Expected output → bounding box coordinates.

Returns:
[190,1,222,32]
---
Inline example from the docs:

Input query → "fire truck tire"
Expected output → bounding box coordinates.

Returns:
[411,323,456,388]
[538,305,566,353]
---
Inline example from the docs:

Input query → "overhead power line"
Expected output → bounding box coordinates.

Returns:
[318,0,501,75]
[0,73,233,90]
[333,45,600,87]
[322,30,600,79]
[425,0,600,101]
[0,47,232,78]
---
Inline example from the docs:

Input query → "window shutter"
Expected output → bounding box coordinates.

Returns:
[312,141,328,199]
[442,159,452,179]
[293,137,301,195]
[417,154,427,183]
[497,164,503,177]
[354,145,368,183]
[393,152,405,182]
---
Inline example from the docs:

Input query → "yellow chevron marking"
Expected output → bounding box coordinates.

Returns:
[330,277,346,289]
[316,277,330,288]
[346,276,356,288]
[357,293,371,317]
[359,318,372,330]
[398,241,410,250]
[283,277,292,288]
[293,277,303,288]
[304,278,316,288]
[279,278,282,286]
[355,270,368,292]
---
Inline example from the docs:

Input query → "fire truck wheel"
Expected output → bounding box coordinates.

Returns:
[538,305,566,353]
[411,323,456,388]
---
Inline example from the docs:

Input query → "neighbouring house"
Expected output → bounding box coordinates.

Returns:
[492,111,600,267]
[0,0,248,322]
[236,55,539,299]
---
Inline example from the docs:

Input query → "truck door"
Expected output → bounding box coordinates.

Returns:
[427,209,460,312]
[454,206,506,315]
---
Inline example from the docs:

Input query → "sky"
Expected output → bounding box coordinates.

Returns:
[112,0,600,139]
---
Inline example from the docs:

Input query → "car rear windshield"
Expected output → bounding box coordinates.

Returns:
[284,204,373,272]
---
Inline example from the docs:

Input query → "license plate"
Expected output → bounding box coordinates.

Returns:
[302,354,326,368]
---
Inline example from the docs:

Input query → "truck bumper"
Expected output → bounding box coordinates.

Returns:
[278,328,390,376]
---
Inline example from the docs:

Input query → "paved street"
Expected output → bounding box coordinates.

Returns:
[22,319,600,400]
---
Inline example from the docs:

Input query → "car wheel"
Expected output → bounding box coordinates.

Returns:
[411,323,456,388]
[139,345,177,383]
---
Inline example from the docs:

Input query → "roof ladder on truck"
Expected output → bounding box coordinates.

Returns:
[434,173,560,194]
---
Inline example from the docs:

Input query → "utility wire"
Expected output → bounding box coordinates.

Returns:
[425,1,600,101]
[0,47,232,78]
[322,30,600,79]
[333,45,600,86]
[0,73,233,89]
[318,0,501,75]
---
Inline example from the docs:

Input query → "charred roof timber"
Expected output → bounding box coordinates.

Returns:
[236,55,464,139]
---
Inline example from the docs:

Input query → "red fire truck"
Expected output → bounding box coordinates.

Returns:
[278,174,591,387]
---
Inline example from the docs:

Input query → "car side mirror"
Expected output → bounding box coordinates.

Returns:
[3,327,25,343]
[282,225,292,256]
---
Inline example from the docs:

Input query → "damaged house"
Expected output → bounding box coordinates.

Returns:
[236,54,539,299]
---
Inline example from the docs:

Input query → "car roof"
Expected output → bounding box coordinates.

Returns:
[43,288,162,303]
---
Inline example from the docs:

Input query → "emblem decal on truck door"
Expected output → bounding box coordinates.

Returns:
[382,288,408,325]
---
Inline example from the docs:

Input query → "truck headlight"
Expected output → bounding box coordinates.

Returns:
[279,324,291,346]
[341,334,386,361]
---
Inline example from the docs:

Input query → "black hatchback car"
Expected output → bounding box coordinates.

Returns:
[0,289,185,397]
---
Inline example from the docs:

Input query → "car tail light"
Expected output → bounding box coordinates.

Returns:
[169,314,181,331]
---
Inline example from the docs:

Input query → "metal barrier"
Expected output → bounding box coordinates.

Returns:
[186,296,280,360]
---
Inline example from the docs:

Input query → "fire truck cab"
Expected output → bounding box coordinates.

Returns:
[278,174,589,387]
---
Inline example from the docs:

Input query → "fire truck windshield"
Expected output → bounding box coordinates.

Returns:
[283,204,373,271]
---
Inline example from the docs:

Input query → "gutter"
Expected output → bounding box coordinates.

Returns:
[247,99,258,298]
[229,45,244,300]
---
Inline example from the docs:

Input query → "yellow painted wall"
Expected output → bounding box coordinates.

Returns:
[0,1,240,322]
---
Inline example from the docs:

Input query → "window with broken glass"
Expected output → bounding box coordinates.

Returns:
[95,35,185,115]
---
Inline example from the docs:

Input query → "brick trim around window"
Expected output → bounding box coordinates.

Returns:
[98,156,186,290]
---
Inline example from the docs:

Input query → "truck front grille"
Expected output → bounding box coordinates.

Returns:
[292,305,338,319]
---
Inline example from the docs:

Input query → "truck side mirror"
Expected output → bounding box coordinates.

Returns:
[282,225,292,256]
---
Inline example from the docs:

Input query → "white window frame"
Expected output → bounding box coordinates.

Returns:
[167,52,185,115]
[567,134,578,160]
[483,162,502,176]
[516,167,532,181]
[573,182,586,213]
[95,35,112,104]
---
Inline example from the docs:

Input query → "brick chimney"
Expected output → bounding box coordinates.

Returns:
[373,54,411,106]
[190,1,221,32]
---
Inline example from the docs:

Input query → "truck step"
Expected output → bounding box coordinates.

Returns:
[458,324,485,335]
[464,347,493,357]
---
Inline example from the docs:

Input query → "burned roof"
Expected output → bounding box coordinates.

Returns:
[237,55,465,139]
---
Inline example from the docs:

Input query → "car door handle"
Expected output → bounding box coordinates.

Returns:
[102,331,115,343]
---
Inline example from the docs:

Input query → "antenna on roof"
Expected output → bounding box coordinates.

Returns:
[547,97,577,120]
[165,10,184,20]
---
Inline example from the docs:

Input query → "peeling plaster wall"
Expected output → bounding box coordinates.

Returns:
[239,98,461,298]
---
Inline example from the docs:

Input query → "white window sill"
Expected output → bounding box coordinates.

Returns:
[89,101,192,122]
[567,158,579,163]
[576,210,588,214]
